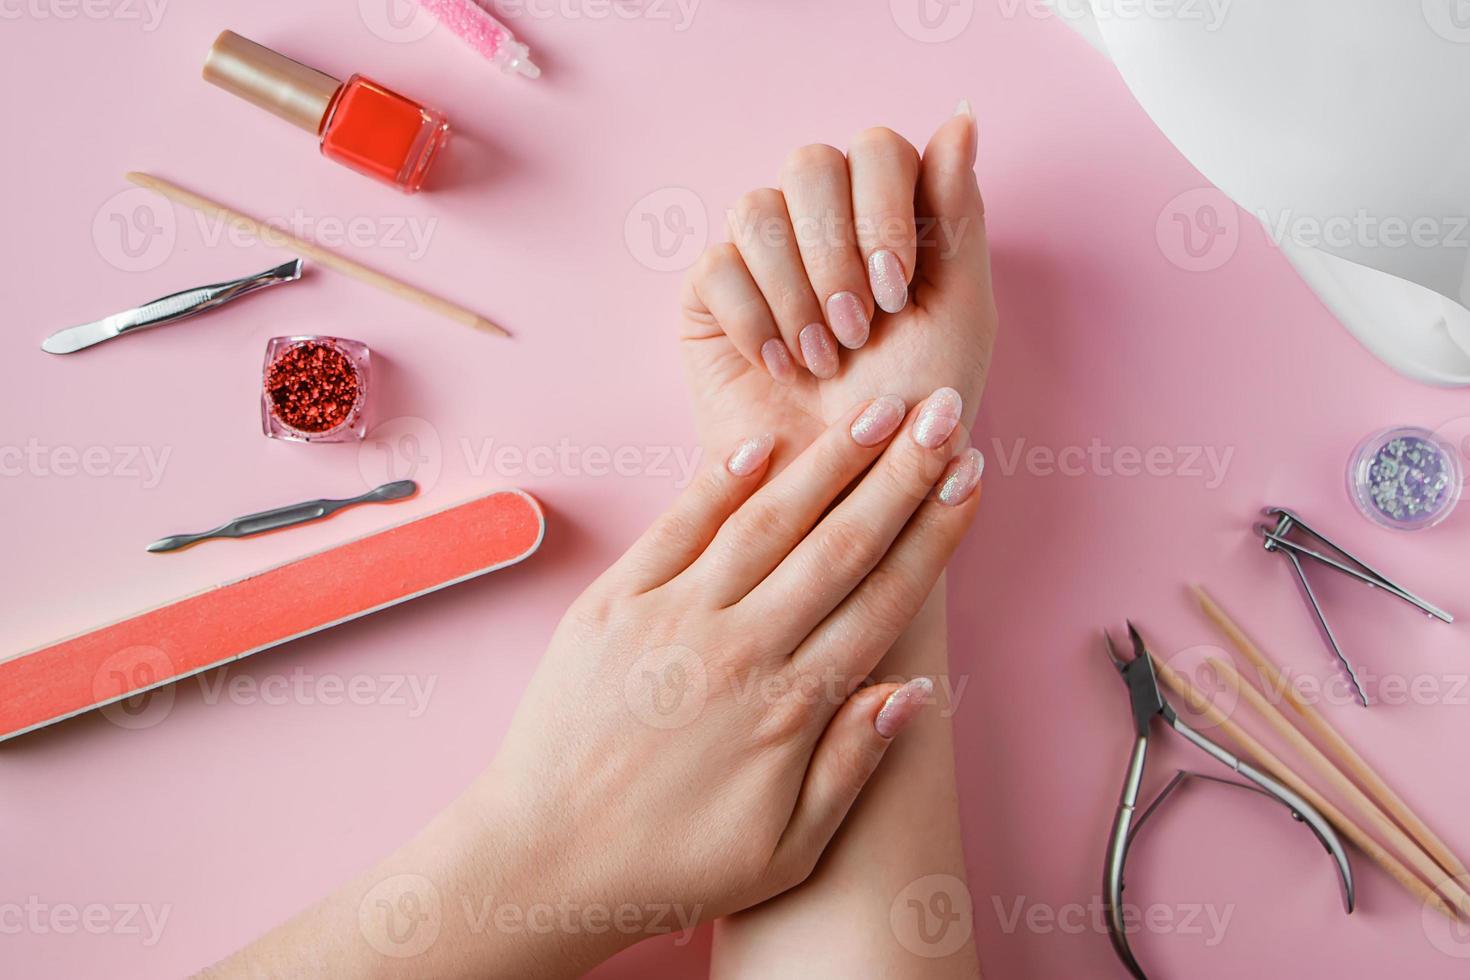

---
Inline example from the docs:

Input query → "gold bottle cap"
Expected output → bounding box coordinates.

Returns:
[203,30,342,136]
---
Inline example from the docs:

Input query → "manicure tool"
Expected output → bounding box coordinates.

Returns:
[3,489,544,742]
[1257,507,1454,707]
[147,480,417,553]
[41,259,304,354]
[1101,624,1353,980]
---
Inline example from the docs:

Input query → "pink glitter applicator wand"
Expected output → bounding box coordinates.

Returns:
[416,0,541,78]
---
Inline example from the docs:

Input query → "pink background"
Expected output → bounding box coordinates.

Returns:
[3,1,1470,977]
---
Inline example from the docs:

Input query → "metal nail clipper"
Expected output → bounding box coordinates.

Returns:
[1101,624,1353,980]
[1257,507,1453,707]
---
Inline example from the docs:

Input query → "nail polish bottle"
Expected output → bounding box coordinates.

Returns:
[204,31,450,194]
[262,336,372,443]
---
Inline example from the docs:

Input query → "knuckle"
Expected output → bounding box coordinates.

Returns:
[855,563,931,638]
[851,127,919,169]
[729,499,790,550]
[812,517,883,582]
[732,186,785,218]
[692,241,742,281]
[782,143,846,182]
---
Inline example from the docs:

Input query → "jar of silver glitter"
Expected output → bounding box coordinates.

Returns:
[1348,426,1462,530]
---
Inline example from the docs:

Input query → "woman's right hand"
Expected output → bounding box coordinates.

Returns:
[453,389,983,975]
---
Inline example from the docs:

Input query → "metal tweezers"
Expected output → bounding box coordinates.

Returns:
[1258,507,1453,707]
[1102,624,1353,980]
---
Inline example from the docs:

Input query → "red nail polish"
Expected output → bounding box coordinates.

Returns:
[205,31,450,193]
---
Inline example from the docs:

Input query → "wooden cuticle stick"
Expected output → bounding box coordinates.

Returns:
[1193,584,1469,883]
[125,172,508,338]
[1148,653,1459,922]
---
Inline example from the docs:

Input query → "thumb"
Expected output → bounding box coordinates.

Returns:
[772,678,935,878]
[914,101,990,302]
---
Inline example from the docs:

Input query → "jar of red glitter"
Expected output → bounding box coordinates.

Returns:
[261,336,371,443]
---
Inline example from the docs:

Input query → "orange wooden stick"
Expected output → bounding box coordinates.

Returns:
[1149,653,1458,922]
[1194,585,1469,883]
[126,172,508,338]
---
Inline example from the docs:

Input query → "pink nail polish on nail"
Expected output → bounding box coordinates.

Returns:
[876,677,934,738]
[799,322,840,379]
[825,292,870,349]
[913,387,963,449]
[761,339,797,384]
[727,433,775,476]
[867,250,908,315]
[850,394,906,447]
[938,448,984,506]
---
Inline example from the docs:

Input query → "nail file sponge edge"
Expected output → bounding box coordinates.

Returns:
[0,489,545,743]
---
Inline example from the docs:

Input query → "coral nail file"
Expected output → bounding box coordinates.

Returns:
[0,489,544,743]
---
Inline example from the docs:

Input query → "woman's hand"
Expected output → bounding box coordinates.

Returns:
[465,392,982,971]
[680,105,996,462]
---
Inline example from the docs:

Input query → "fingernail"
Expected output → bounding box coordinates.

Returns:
[825,291,871,349]
[938,448,984,506]
[727,433,775,476]
[867,251,909,315]
[850,394,906,447]
[912,387,963,449]
[876,677,934,738]
[760,338,797,384]
[954,98,978,162]
[799,322,840,378]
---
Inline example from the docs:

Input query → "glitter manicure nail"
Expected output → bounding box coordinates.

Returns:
[851,395,907,447]
[876,677,934,738]
[727,433,775,476]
